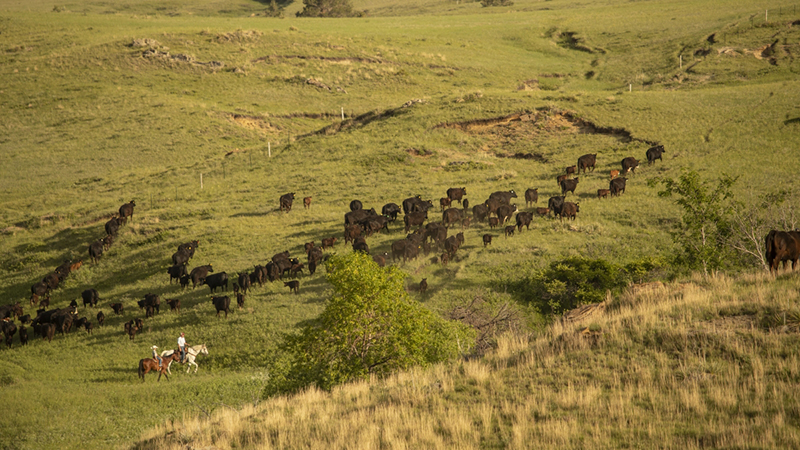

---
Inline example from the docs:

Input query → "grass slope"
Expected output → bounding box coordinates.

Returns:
[0,0,799,448]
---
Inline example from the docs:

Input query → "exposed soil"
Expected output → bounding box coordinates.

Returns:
[252,54,386,64]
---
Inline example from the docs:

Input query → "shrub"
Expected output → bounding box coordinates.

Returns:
[481,0,513,6]
[296,0,357,17]
[268,252,472,393]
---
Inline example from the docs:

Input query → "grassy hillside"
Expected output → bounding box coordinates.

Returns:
[1,0,799,448]
[135,272,800,449]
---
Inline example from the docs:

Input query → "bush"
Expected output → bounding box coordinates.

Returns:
[267,252,472,393]
[297,0,357,17]
[481,0,513,6]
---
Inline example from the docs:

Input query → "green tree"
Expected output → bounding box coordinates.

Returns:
[296,0,355,17]
[272,252,472,393]
[655,170,737,276]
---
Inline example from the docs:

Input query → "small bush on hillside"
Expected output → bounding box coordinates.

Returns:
[481,0,513,6]
[267,253,472,393]
[296,0,358,17]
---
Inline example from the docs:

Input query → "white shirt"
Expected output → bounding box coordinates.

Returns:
[178,336,186,347]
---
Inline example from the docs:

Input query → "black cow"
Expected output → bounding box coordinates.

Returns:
[560,177,579,196]
[483,234,492,247]
[473,204,489,222]
[204,272,229,293]
[391,239,407,261]
[489,190,517,204]
[102,235,115,250]
[31,281,50,305]
[404,211,428,233]
[0,303,23,321]
[766,230,800,274]
[442,208,463,228]
[89,240,104,264]
[402,197,433,214]
[119,200,135,224]
[105,216,120,236]
[403,240,421,262]
[139,293,160,315]
[81,289,99,308]
[516,211,533,232]
[211,296,231,318]
[524,188,538,206]
[496,204,517,224]
[444,234,462,258]
[2,321,17,348]
[111,303,124,315]
[43,272,61,290]
[419,278,428,293]
[279,192,295,212]
[577,154,597,173]
[548,196,566,218]
[238,272,251,295]
[180,275,190,289]
[621,157,639,175]
[172,249,191,266]
[178,240,199,257]
[34,323,55,342]
[646,145,665,165]
[284,280,299,294]
[190,264,214,288]
[166,298,181,313]
[97,311,105,326]
[381,203,401,221]
[353,237,370,254]
[610,177,628,197]
[561,202,580,221]
[349,200,363,211]
[19,326,28,345]
[345,208,377,226]
[167,264,188,284]
[505,226,515,237]
[447,187,467,205]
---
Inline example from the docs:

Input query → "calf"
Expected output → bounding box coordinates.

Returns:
[419,279,428,293]
[303,196,312,209]
[211,296,231,318]
[89,240,104,264]
[111,303,124,315]
[353,237,370,254]
[488,217,499,229]
[97,311,105,326]
[238,272,251,295]
[304,242,315,255]
[610,177,628,197]
[344,224,361,244]
[19,326,27,345]
[565,165,577,175]
[462,217,471,230]
[180,275,190,289]
[279,192,295,212]
[372,252,388,268]
[440,197,452,211]
[118,200,136,224]
[505,226,515,237]
[597,189,610,199]
[167,264,188,284]
[534,207,550,217]
[284,280,299,295]
[321,237,337,249]
[236,292,245,308]
[440,252,450,266]
[84,321,94,334]
[166,298,180,313]
[556,174,569,185]
[610,169,620,179]
[646,145,665,165]
[560,202,580,221]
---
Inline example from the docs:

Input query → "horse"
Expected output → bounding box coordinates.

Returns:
[138,352,181,382]
[184,344,209,374]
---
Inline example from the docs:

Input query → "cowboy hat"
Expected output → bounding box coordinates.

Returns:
[151,345,158,349]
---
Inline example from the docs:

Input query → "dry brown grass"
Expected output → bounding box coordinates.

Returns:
[134,271,800,450]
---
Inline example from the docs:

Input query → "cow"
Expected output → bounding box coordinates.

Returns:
[488,217,499,229]
[322,237,337,249]
[646,145,665,165]
[97,311,105,326]
[308,259,317,275]
[442,208,463,228]
[483,234,492,247]
[403,240,421,262]
[462,199,469,211]
[548,196,566,218]
[167,264,187,284]
[440,197,452,211]
[81,289,99,308]
[19,314,31,325]
[363,216,389,236]
[597,189,611,199]
[119,200,135,224]
[419,278,428,293]
[284,280,299,295]
[211,296,231,318]
[447,187,467,205]
[516,211,533,232]
[177,240,199,258]
[402,196,432,215]
[372,252,388,268]
[236,292,245,308]
[105,216,120,236]
[0,303,23,321]
[621,157,639,175]
[462,217,471,230]
[31,281,49,306]
[172,249,191,266]
[69,260,83,273]
[204,272,229,293]
[180,275,190,289]
[561,202,580,222]
[352,237,370,254]
[610,177,628,197]
[344,224,362,244]
[290,263,305,278]
[560,177,579,196]
[238,272,251,295]
[35,323,55,342]
[308,247,324,265]
[610,170,620,179]
[391,239,408,261]
[349,200,363,211]
[111,303,124,315]
[251,266,266,287]
[524,188,538,206]
[496,204,517,224]
[190,264,214,288]
[279,193,295,212]
[577,154,597,173]
[382,203,401,222]
[1,320,17,348]
[303,196,312,209]
[19,326,28,345]
[142,293,160,315]
[102,235,115,250]
[264,262,280,282]
[84,321,94,334]
[345,208,377,226]
[89,240,104,264]
[489,190,517,204]
[505,226,515,237]
[304,242,315,255]
[124,320,138,340]
[565,165,577,175]
[444,233,464,258]
[473,204,489,222]
[404,211,428,233]
[556,174,569,186]
[43,272,60,290]
[440,252,450,265]
[765,230,800,274]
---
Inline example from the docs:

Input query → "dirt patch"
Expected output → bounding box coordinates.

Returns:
[406,148,433,157]
[215,30,262,43]
[252,55,385,65]
[498,152,547,162]
[228,113,281,133]
[433,109,659,146]
[130,38,159,48]
[141,49,224,69]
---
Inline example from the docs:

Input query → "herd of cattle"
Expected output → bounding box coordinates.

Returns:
[3,143,799,349]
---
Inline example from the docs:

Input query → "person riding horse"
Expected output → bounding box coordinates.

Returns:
[178,332,188,363]
[151,345,162,369]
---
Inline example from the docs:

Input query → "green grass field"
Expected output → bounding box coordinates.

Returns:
[1,0,800,447]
